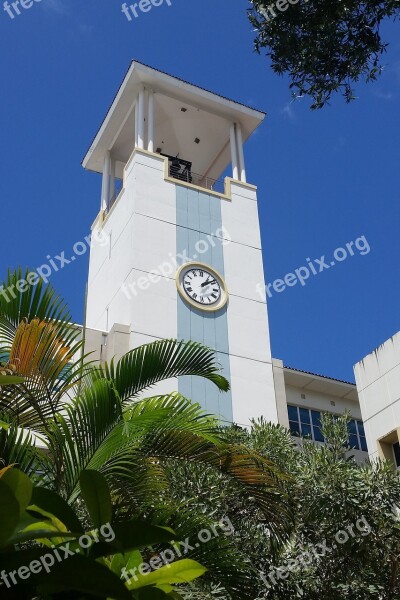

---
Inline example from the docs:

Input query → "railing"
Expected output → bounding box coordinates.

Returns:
[162,154,225,194]
[176,171,225,194]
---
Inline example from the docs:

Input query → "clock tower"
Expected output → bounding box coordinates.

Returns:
[83,61,278,427]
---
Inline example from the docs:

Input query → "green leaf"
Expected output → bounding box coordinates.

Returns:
[8,527,79,546]
[31,486,83,533]
[134,588,169,599]
[34,553,131,599]
[0,375,24,385]
[79,470,112,528]
[127,559,207,590]
[0,464,14,477]
[0,479,20,546]
[0,546,50,573]
[96,339,230,403]
[1,468,33,515]
[89,520,175,559]
[111,549,143,576]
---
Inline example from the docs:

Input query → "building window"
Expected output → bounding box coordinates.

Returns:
[393,442,400,468]
[347,418,368,452]
[288,405,323,443]
[287,405,368,451]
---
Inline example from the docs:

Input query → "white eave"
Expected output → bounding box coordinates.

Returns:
[283,366,358,402]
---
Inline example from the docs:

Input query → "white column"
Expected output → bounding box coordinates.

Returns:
[236,123,247,183]
[134,102,138,148]
[138,87,145,150]
[109,157,115,202]
[147,90,155,152]
[230,123,239,180]
[101,151,111,211]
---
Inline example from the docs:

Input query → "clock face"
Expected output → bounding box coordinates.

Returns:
[183,268,221,306]
[176,263,228,312]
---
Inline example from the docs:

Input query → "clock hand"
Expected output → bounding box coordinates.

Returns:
[201,278,216,288]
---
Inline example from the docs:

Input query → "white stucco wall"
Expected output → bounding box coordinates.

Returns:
[285,385,362,420]
[222,181,277,425]
[354,331,400,459]
[86,151,178,340]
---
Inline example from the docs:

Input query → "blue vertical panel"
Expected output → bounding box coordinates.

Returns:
[187,190,200,231]
[177,295,192,400]
[176,186,189,229]
[216,352,232,422]
[198,191,211,235]
[210,192,222,235]
[214,306,230,354]
[176,185,233,423]
[188,228,200,262]
[203,312,216,350]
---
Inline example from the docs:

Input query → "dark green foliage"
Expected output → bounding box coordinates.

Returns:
[169,416,400,599]
[248,0,400,108]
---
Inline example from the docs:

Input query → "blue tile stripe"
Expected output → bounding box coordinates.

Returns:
[176,185,233,422]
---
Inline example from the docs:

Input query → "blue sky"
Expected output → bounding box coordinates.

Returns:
[1,0,399,382]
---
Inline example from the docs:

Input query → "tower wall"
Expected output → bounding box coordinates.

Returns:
[86,149,278,425]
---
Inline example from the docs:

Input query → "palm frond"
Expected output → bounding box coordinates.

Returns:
[48,392,218,502]
[90,339,230,403]
[125,394,220,440]
[0,267,79,349]
[47,378,123,499]
[139,431,291,540]
[45,386,290,540]
[0,318,88,432]
[0,414,53,482]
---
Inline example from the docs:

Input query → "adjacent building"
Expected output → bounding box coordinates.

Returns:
[354,332,400,468]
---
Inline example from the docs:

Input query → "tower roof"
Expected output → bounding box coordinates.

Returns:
[82,60,266,182]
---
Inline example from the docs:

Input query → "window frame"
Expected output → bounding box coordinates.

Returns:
[288,405,323,443]
[392,441,400,469]
[287,404,368,452]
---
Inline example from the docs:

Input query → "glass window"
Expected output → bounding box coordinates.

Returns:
[393,442,400,468]
[348,434,360,450]
[299,408,311,424]
[346,419,367,452]
[301,423,312,438]
[348,419,357,434]
[289,421,300,436]
[313,427,324,442]
[311,410,321,426]
[288,405,298,422]
[287,404,367,452]
[357,421,365,437]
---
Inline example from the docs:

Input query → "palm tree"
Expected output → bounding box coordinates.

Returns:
[0,268,291,598]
